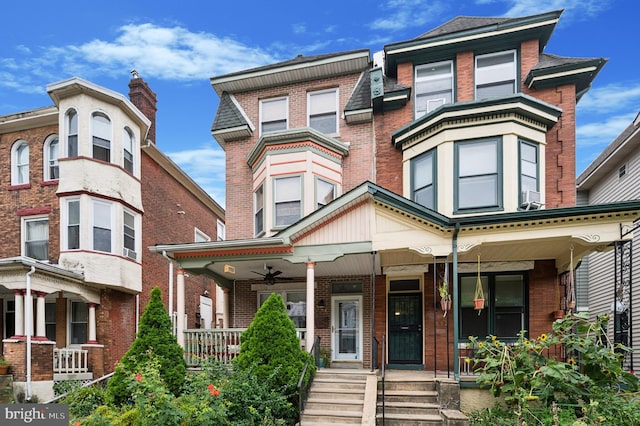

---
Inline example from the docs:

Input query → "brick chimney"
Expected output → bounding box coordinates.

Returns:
[128,73,157,144]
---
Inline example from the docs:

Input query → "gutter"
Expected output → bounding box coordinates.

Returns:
[162,250,175,320]
[26,265,35,400]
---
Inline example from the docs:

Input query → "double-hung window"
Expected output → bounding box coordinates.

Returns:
[70,301,88,344]
[316,179,336,209]
[475,50,517,100]
[274,176,301,227]
[67,109,78,157]
[93,200,112,253]
[45,302,56,341]
[415,61,453,119]
[254,185,264,236]
[123,210,137,260]
[411,150,435,209]
[455,138,502,211]
[460,273,526,340]
[259,290,306,328]
[67,199,80,250]
[520,140,539,205]
[260,97,288,134]
[308,89,338,134]
[24,217,49,261]
[44,135,59,180]
[217,219,225,241]
[123,127,134,173]
[92,112,111,162]
[11,140,29,185]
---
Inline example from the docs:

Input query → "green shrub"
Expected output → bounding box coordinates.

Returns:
[234,293,315,400]
[106,287,186,405]
[63,385,106,420]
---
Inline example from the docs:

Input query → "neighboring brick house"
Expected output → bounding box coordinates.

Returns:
[0,76,224,401]
[576,112,640,373]
[154,9,640,377]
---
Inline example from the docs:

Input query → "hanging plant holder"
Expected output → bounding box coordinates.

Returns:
[473,255,485,314]
[567,246,576,311]
[439,262,451,316]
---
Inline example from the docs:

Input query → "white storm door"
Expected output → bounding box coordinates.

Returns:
[331,296,362,361]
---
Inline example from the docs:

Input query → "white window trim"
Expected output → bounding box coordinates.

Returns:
[254,184,265,237]
[22,215,49,261]
[194,227,211,242]
[11,140,29,185]
[43,134,60,181]
[123,126,136,174]
[122,209,139,261]
[91,111,112,163]
[68,300,88,346]
[63,197,81,251]
[259,96,289,136]
[273,175,303,229]
[414,60,453,119]
[315,176,337,210]
[91,199,113,253]
[66,108,78,158]
[216,219,225,241]
[307,88,339,135]
[474,50,517,99]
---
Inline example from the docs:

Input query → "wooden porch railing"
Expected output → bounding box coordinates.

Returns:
[53,348,89,374]
[183,328,306,367]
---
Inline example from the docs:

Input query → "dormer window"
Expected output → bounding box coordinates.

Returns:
[260,97,288,135]
[92,112,111,162]
[475,50,517,100]
[308,89,338,134]
[415,61,453,119]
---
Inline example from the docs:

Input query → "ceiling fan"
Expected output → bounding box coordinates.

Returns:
[252,265,290,285]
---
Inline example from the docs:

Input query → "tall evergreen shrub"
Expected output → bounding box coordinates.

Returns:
[106,286,186,405]
[234,293,315,399]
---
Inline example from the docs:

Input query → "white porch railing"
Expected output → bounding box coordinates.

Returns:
[53,348,89,374]
[184,328,306,366]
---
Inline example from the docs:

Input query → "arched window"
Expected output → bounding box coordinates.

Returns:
[123,127,134,173]
[44,134,59,180]
[66,109,78,157]
[11,140,29,185]
[92,112,111,162]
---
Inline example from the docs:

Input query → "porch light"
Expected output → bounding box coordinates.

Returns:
[318,299,325,308]
[224,264,235,274]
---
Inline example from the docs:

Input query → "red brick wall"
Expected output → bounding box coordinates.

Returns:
[3,340,54,381]
[140,150,221,328]
[225,72,374,240]
[0,125,61,262]
[456,51,475,102]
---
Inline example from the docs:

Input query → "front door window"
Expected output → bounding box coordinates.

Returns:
[332,296,362,361]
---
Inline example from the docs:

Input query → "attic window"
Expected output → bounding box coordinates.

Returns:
[619,165,626,178]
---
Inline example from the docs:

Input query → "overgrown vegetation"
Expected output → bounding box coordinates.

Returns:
[468,312,640,425]
[63,290,314,425]
[106,286,186,406]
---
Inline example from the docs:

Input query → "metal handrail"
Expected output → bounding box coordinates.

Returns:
[297,335,320,424]
[43,372,114,404]
[381,334,386,425]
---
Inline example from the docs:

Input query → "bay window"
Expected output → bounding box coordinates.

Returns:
[67,199,80,250]
[316,178,336,209]
[67,109,78,157]
[92,112,111,162]
[455,138,502,211]
[123,127,134,173]
[123,210,137,260]
[255,185,264,236]
[93,200,112,253]
[274,176,301,227]
[520,140,539,206]
[411,150,435,209]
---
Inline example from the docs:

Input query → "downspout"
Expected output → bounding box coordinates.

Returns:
[162,250,174,328]
[370,251,376,372]
[26,265,36,401]
[452,223,461,381]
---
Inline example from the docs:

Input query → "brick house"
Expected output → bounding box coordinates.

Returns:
[153,9,640,377]
[0,76,224,401]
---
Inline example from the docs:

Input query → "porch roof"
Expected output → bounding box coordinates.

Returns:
[150,182,640,289]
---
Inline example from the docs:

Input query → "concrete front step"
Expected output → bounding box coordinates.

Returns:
[376,412,443,426]
[378,400,440,416]
[301,409,362,425]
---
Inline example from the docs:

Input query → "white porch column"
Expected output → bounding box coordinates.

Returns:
[176,268,186,347]
[220,288,229,328]
[25,290,33,337]
[88,303,98,343]
[306,262,315,351]
[35,292,46,339]
[14,290,24,337]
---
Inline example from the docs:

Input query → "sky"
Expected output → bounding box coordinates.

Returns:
[2,0,639,208]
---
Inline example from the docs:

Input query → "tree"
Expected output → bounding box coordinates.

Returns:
[107,287,186,405]
[234,293,314,404]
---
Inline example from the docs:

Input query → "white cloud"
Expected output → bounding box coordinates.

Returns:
[577,83,640,114]
[369,0,447,31]
[166,144,227,208]
[479,0,611,20]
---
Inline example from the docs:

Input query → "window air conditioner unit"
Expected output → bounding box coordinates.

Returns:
[123,247,138,260]
[521,190,542,210]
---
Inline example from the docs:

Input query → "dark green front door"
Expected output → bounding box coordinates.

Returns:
[388,293,423,365]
